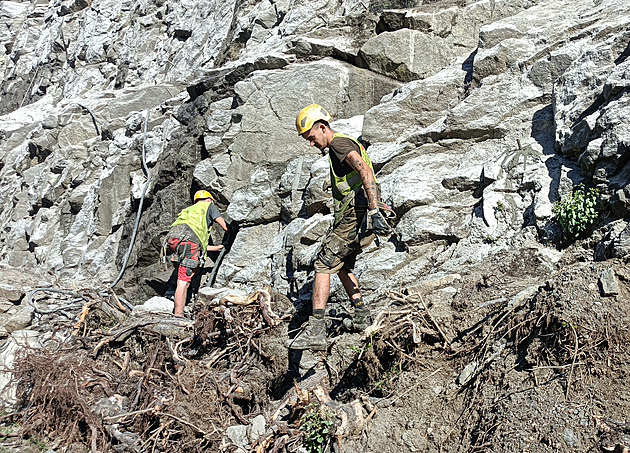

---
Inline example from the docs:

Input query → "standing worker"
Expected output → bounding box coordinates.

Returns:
[286,104,391,351]
[165,190,229,317]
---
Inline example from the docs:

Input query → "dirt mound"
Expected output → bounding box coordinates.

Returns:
[2,252,630,453]
[354,255,630,453]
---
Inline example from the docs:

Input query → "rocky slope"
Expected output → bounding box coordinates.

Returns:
[1,0,630,451]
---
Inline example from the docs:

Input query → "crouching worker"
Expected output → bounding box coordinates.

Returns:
[165,190,229,317]
[286,104,391,351]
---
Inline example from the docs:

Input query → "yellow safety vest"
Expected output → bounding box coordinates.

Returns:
[170,202,213,255]
[330,133,378,224]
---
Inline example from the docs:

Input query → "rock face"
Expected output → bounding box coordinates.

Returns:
[0,0,628,294]
[1,0,630,448]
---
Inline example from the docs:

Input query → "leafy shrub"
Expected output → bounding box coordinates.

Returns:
[552,185,599,239]
[300,404,335,453]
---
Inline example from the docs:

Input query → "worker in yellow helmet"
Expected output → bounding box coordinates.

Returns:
[165,190,229,317]
[286,104,392,351]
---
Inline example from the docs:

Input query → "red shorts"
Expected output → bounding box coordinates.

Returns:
[167,238,201,283]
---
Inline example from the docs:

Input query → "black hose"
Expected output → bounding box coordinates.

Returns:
[207,247,226,287]
[109,110,151,288]
[207,222,239,287]
[26,288,86,315]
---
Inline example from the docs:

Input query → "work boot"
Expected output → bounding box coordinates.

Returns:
[343,305,372,332]
[285,316,327,351]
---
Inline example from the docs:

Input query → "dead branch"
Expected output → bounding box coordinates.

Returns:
[160,412,206,435]
[419,295,451,348]
[258,288,280,327]
[565,323,579,399]
[103,407,156,421]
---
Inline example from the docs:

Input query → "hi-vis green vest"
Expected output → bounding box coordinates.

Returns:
[330,133,378,224]
[170,202,213,256]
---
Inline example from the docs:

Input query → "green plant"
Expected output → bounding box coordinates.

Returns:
[30,438,48,452]
[0,419,18,443]
[350,336,373,355]
[495,201,505,212]
[372,363,401,392]
[300,404,335,453]
[552,185,599,239]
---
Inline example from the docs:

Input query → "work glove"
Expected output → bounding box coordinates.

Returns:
[366,208,391,235]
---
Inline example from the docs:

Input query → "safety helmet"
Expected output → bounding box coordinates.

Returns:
[193,190,214,202]
[295,104,331,135]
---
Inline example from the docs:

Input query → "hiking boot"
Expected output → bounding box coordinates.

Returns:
[285,316,327,351]
[343,306,372,332]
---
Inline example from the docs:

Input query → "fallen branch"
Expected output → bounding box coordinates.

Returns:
[258,288,280,327]
[419,295,451,348]
[565,323,579,400]
[103,407,156,421]
[161,412,206,435]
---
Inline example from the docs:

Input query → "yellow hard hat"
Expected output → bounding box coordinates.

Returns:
[295,104,331,135]
[194,190,214,202]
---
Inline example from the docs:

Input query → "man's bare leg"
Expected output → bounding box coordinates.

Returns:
[285,272,329,350]
[173,278,190,317]
[338,268,371,331]
[312,272,331,310]
[338,268,361,303]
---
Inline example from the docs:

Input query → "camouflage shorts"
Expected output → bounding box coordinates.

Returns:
[314,208,375,274]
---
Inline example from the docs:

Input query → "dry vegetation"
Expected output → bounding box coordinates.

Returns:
[2,258,630,452]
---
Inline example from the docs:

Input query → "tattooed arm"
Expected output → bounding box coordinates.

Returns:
[345,150,379,210]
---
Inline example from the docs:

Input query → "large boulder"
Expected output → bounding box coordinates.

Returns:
[229,58,400,163]
[362,67,467,144]
[359,29,455,82]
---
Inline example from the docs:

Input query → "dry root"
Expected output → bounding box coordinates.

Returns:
[12,286,286,452]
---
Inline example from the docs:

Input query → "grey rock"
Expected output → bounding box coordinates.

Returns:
[0,284,23,303]
[3,305,34,333]
[599,268,619,297]
[248,414,266,443]
[193,160,218,189]
[125,112,146,135]
[132,296,174,316]
[303,156,331,216]
[563,427,580,449]
[473,38,535,80]
[41,115,59,130]
[211,153,232,176]
[203,136,226,154]
[397,205,470,246]
[554,42,621,158]
[457,361,478,385]
[478,23,526,49]
[226,165,283,225]
[230,58,399,163]
[0,301,13,313]
[360,29,454,82]
[611,222,630,258]
[216,222,282,288]
[226,424,249,448]
[362,67,467,144]
[378,145,479,213]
